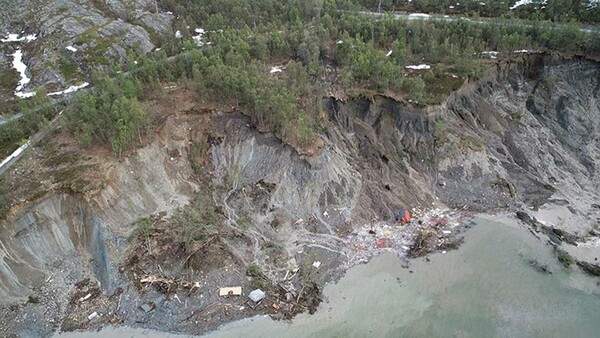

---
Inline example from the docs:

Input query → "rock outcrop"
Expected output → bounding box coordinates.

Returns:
[0,0,173,94]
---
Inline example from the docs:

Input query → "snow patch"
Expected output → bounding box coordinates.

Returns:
[1,33,37,43]
[47,82,90,96]
[510,0,533,10]
[15,91,36,99]
[65,45,77,52]
[405,64,431,70]
[192,28,208,47]
[408,13,430,19]
[11,49,31,94]
[481,51,500,59]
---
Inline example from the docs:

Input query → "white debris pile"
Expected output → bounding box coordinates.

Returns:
[65,45,77,52]
[345,208,467,268]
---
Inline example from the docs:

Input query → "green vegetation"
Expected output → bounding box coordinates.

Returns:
[357,0,600,24]
[554,246,575,268]
[172,189,220,253]
[0,89,56,157]
[136,217,153,251]
[0,69,18,88]
[59,0,600,153]
[66,75,146,156]
[0,178,7,217]
[58,59,79,80]
[188,139,209,176]
[236,214,252,229]
[246,263,272,290]
[138,217,153,239]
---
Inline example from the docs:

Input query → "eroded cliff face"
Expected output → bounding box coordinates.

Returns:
[0,55,598,335]
[0,111,199,303]
[190,55,599,288]
[321,55,599,227]
[0,194,109,302]
[436,56,599,230]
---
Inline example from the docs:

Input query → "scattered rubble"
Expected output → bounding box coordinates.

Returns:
[346,207,468,267]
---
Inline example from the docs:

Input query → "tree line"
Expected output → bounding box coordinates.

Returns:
[57,0,600,154]
[355,0,600,24]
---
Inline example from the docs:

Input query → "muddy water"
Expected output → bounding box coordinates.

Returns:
[58,217,600,338]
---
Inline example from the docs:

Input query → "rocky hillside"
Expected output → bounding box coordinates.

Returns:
[0,0,172,106]
[0,54,598,336]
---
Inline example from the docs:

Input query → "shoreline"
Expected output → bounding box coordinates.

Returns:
[55,212,600,337]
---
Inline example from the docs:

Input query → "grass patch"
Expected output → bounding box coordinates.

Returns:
[59,60,79,80]
[236,214,252,229]
[225,165,243,190]
[246,263,272,290]
[554,247,575,268]
[172,187,220,253]
[0,178,7,218]
[188,139,208,176]
[0,69,18,88]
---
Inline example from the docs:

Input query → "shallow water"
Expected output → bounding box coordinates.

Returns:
[58,218,600,338]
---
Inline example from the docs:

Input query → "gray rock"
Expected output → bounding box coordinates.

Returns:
[134,12,174,38]
[0,0,170,92]
[104,44,128,66]
[106,0,154,17]
[140,302,155,313]
[33,68,65,89]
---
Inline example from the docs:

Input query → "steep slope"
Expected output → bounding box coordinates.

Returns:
[0,55,598,336]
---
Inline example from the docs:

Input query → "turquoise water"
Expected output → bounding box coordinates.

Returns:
[59,218,600,338]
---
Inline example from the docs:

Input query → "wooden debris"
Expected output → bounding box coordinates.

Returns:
[219,286,242,296]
